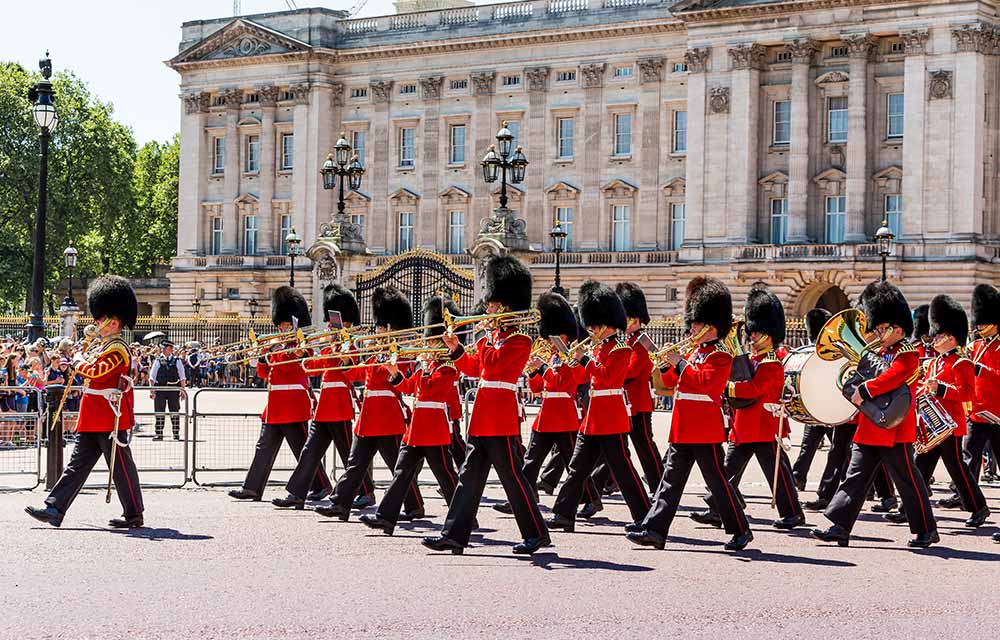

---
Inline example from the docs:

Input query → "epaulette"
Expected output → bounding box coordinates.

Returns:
[102,336,131,360]
[437,360,457,371]
[611,336,630,353]
[510,331,531,341]
[761,350,780,364]
[896,341,917,355]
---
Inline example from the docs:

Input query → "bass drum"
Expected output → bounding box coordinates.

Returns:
[782,346,858,426]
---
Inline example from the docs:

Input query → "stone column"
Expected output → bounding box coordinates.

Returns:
[844,33,876,243]
[178,92,209,255]
[257,84,278,254]
[420,76,444,248]
[580,63,605,250]
[221,87,242,254]
[471,71,495,238]
[290,83,311,247]
[370,79,394,253]
[900,29,929,241]
[525,67,550,247]
[726,44,765,244]
[682,48,710,250]
[951,24,989,240]
[637,57,664,250]
[786,40,817,243]
[306,83,335,249]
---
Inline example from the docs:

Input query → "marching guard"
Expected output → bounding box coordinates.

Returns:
[813,281,938,548]
[315,286,424,520]
[966,285,1000,490]
[693,285,804,530]
[229,287,331,502]
[423,256,550,555]
[26,276,144,528]
[272,284,374,509]
[627,277,753,551]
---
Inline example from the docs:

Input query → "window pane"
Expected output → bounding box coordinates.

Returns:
[825,196,846,243]
[400,128,415,167]
[279,214,292,255]
[213,138,225,173]
[507,121,520,151]
[448,210,465,254]
[450,125,465,164]
[211,218,223,255]
[673,111,687,152]
[887,93,904,138]
[770,198,788,245]
[670,204,685,250]
[352,131,366,167]
[885,194,903,237]
[773,101,791,144]
[555,207,574,249]
[614,114,632,156]
[246,135,260,172]
[398,212,414,251]
[350,213,366,241]
[557,118,574,159]
[828,97,848,143]
[244,216,258,255]
[281,134,294,170]
[612,205,631,251]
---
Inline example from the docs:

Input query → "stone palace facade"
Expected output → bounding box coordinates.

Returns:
[167,0,1000,321]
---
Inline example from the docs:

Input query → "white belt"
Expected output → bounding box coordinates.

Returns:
[415,401,448,411]
[590,388,624,398]
[366,390,397,398]
[675,391,714,403]
[321,382,348,390]
[479,380,518,392]
[83,387,120,399]
[542,391,572,400]
[270,384,307,392]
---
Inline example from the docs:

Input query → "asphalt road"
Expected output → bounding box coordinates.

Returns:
[5,473,1000,640]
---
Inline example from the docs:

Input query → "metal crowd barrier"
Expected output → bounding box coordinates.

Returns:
[0,387,44,491]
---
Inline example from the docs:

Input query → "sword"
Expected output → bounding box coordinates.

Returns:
[105,376,132,504]
[764,402,791,510]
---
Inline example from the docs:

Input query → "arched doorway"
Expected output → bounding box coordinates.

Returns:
[796,282,849,316]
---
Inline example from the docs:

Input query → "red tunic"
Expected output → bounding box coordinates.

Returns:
[970,337,1000,421]
[661,342,732,444]
[75,335,134,433]
[527,355,586,433]
[394,360,457,446]
[312,345,355,423]
[856,342,919,446]
[623,331,654,415]
[923,350,974,438]
[579,336,632,436]
[257,349,313,424]
[727,352,786,443]
[349,357,408,437]
[447,376,462,427]
[453,329,531,437]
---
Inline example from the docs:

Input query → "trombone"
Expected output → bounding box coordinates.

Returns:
[302,343,450,373]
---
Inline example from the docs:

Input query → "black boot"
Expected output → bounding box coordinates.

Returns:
[992,532,1000,543]
[965,507,990,528]
[689,509,722,528]
[884,510,909,524]
[399,508,425,521]
[811,525,850,546]
[725,530,754,551]
[938,494,963,509]
[228,488,261,501]
[272,494,305,509]
[513,535,551,555]
[870,497,898,513]
[492,501,513,514]
[422,535,464,554]
[908,530,940,548]
[359,514,395,535]
[804,497,830,511]
[626,528,665,550]
[545,514,575,533]
[577,501,604,519]
[772,514,805,530]
[315,504,350,521]
[537,479,556,495]
[306,489,330,502]
[624,522,644,533]
[109,515,144,529]
[25,505,64,527]
[353,493,376,509]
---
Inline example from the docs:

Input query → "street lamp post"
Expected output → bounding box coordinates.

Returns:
[321,133,366,216]
[875,219,895,282]
[286,228,303,287]
[549,221,568,298]
[248,298,259,319]
[27,51,58,342]
[191,299,201,317]
[62,243,78,307]
[480,121,528,212]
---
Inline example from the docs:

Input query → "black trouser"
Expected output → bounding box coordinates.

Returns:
[523,430,599,505]
[153,390,181,439]
[442,435,547,546]
[539,451,566,489]
[825,442,935,535]
[817,423,857,501]
[330,434,423,514]
[792,425,833,487]
[377,443,458,525]
[916,434,987,513]
[552,433,651,525]
[964,422,1000,480]
[642,443,750,536]
[450,420,467,468]
[46,431,143,518]
[286,420,372,500]
[706,441,803,520]
[242,422,330,497]
[590,412,663,492]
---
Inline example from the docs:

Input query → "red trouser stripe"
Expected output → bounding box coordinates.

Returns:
[115,437,139,513]
[902,446,930,531]
[712,444,745,533]
[953,437,981,511]
[774,442,797,509]
[506,436,542,535]
[620,434,650,509]
[399,435,422,509]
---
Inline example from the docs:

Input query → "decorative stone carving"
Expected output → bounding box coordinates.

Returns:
[183,92,210,114]
[471,71,496,96]
[580,63,606,88]
[684,48,710,73]
[545,181,580,202]
[602,179,637,198]
[728,44,766,71]
[829,145,846,169]
[318,213,366,253]
[900,29,930,55]
[369,80,393,104]
[222,35,272,58]
[525,66,550,92]
[708,86,730,114]
[221,87,243,109]
[257,84,279,107]
[420,76,444,100]
[843,33,877,60]
[815,71,850,85]
[785,39,818,65]
[928,70,953,100]
[952,23,994,54]
[331,82,344,107]
[637,57,665,84]
[478,208,527,246]
[289,82,310,105]
[315,253,338,283]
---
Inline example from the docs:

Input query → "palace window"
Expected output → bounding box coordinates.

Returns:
[557,118,574,159]
[673,62,688,73]
[670,203,685,251]
[279,90,295,102]
[613,65,634,79]
[672,111,687,153]
[212,137,225,174]
[556,70,576,82]
[398,212,415,252]
[351,213,366,241]
[448,211,465,254]
[351,130,366,167]
[243,92,259,104]
[211,217,223,255]
[827,97,848,143]
[770,198,788,245]
[773,100,791,145]
[449,124,466,164]
[399,127,415,168]
[506,121,521,151]
[243,215,258,255]
[825,196,846,244]
[279,214,292,255]
[400,83,417,95]
[611,204,631,251]
[280,133,294,170]
[885,194,902,238]
[775,50,792,63]
[830,45,849,58]
[350,87,368,99]
[449,79,468,91]
[555,206,574,250]
[613,113,632,156]
[502,74,521,87]
[245,134,260,173]
[887,93,904,139]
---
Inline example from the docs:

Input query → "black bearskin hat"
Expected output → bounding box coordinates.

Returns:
[616,282,650,325]
[323,284,360,326]
[87,275,138,330]
[805,308,832,344]
[912,304,929,341]
[745,285,785,345]
[372,286,413,331]
[863,280,912,337]
[423,294,460,340]
[972,284,1000,327]
[271,286,312,328]
[484,256,533,311]
[929,295,969,346]
[579,280,627,332]
[538,290,581,341]
[684,277,732,338]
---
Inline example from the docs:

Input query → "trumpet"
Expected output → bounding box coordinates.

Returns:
[302,343,450,373]
[443,308,541,334]
[525,338,555,373]
[650,324,712,367]
[721,318,746,357]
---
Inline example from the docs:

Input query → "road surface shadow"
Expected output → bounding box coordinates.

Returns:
[849,545,1000,560]
[474,551,655,572]
[36,525,213,541]
[638,538,856,567]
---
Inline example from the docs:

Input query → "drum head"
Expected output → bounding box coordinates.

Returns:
[799,353,858,425]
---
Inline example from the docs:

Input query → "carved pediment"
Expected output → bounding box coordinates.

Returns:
[545,181,581,200]
[169,19,311,66]
[237,116,261,127]
[601,178,638,197]
[813,168,847,184]
[344,189,372,205]
[492,184,524,202]
[815,71,850,85]
[439,185,472,204]
[663,176,686,196]
[872,165,903,190]
[233,193,260,205]
[389,187,420,205]
[758,171,788,185]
